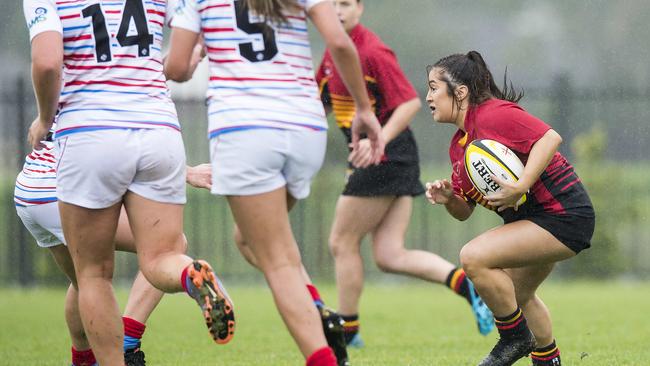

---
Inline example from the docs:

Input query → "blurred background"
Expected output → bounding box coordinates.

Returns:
[1,0,649,287]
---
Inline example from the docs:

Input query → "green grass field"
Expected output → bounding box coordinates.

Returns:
[1,282,649,365]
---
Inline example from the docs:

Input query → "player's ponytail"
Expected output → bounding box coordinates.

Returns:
[428,51,523,105]
[244,0,300,26]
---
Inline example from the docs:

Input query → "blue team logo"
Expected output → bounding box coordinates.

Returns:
[29,7,48,29]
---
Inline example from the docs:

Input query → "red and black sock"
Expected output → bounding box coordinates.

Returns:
[445,267,475,305]
[531,340,561,365]
[71,347,96,366]
[341,314,359,344]
[306,346,337,366]
[495,308,529,339]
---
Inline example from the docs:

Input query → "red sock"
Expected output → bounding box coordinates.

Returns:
[306,284,323,307]
[71,347,96,366]
[123,316,146,339]
[306,347,337,366]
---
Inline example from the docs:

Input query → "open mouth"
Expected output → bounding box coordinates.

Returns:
[429,105,436,114]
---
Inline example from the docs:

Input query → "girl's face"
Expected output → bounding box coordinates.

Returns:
[425,68,457,124]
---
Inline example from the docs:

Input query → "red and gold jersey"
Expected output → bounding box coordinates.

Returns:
[449,99,582,215]
[315,24,419,164]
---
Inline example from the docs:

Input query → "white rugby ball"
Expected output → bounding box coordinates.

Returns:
[464,139,527,206]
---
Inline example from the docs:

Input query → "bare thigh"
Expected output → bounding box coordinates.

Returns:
[371,196,412,258]
[461,220,576,270]
[123,192,186,265]
[329,195,395,246]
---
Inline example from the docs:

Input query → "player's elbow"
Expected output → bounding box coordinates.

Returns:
[550,129,563,145]
[327,36,354,57]
[32,56,62,77]
[165,65,190,82]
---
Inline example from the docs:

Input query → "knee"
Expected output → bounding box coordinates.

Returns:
[459,243,486,278]
[233,229,245,248]
[257,243,302,273]
[233,231,258,267]
[374,249,402,274]
[329,233,359,259]
[77,259,115,282]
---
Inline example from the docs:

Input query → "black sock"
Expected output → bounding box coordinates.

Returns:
[445,267,475,305]
[531,340,561,365]
[341,314,359,344]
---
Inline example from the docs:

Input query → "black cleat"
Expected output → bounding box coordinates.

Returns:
[320,306,350,366]
[124,345,146,366]
[478,330,536,366]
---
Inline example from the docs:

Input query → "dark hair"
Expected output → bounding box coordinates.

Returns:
[244,0,299,25]
[426,51,524,105]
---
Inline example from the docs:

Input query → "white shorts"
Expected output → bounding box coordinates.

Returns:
[16,202,65,248]
[210,128,326,199]
[56,129,187,209]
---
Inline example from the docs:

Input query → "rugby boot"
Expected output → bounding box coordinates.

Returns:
[186,260,236,344]
[478,330,536,366]
[320,306,350,366]
[346,333,365,349]
[124,344,146,366]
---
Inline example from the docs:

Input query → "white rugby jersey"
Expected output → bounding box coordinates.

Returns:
[171,0,328,138]
[14,133,57,207]
[24,0,179,137]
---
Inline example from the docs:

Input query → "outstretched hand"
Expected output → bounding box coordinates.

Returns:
[425,179,454,205]
[351,108,385,166]
[484,174,527,212]
[186,163,212,190]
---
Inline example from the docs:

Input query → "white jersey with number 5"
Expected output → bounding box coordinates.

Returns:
[171,0,328,139]
[23,0,179,138]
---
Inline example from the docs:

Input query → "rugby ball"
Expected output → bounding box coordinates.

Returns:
[464,139,527,206]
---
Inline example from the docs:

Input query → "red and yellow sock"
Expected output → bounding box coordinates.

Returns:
[445,267,474,304]
[495,308,529,338]
[341,314,359,343]
[531,340,561,365]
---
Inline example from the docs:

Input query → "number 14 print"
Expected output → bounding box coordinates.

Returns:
[82,0,154,63]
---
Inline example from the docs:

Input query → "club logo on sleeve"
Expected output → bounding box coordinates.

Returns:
[28,7,48,29]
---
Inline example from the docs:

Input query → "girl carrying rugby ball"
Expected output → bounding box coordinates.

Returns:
[425,51,595,366]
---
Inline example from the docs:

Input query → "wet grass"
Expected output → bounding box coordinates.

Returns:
[1,282,649,365]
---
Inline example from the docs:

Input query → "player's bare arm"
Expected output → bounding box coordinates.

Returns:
[164,28,201,82]
[29,31,62,149]
[348,97,420,168]
[486,129,562,210]
[307,1,384,162]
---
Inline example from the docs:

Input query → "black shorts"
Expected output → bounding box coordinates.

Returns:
[342,162,425,197]
[502,181,595,253]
